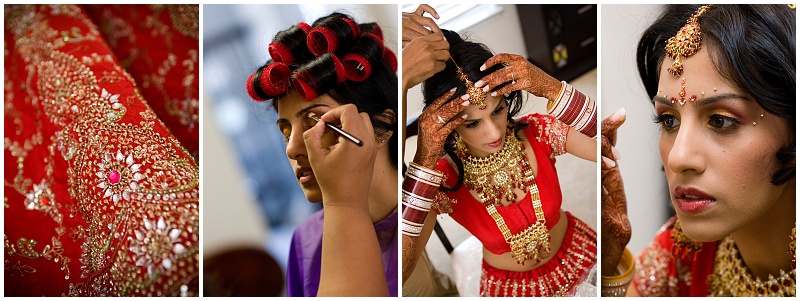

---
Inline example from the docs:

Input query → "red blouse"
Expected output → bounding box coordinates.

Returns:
[632,217,717,296]
[432,113,569,255]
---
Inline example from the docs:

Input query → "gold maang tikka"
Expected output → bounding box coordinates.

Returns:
[451,57,487,109]
[665,5,712,77]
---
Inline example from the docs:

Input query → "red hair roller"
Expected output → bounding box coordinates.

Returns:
[297,22,311,34]
[342,54,371,82]
[307,26,337,55]
[383,48,397,72]
[268,42,293,64]
[341,17,361,39]
[245,71,265,101]
[245,63,291,101]
[342,33,382,81]
[292,76,318,101]
[292,54,346,101]
[372,24,383,43]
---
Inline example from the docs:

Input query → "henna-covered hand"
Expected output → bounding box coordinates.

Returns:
[474,53,563,102]
[413,89,469,169]
[402,4,441,48]
[600,108,631,276]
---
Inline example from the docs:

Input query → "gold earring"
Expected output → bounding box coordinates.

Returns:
[454,132,468,155]
[670,219,703,260]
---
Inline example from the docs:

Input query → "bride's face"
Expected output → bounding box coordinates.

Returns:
[654,46,791,242]
[276,91,339,203]
[454,94,509,158]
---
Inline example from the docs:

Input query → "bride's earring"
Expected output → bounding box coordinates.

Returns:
[454,132,468,155]
[671,219,703,260]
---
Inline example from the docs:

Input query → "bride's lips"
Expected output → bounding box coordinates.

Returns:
[673,186,716,213]
[487,137,503,148]
[296,166,315,184]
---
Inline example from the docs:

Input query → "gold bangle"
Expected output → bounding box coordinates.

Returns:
[546,81,566,111]
[601,248,635,297]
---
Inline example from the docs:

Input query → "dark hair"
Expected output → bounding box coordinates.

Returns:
[247,12,398,167]
[421,29,526,191]
[637,5,796,185]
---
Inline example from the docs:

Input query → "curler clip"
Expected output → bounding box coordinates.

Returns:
[342,33,383,82]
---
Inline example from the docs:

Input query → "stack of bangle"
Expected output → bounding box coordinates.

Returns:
[401,162,443,236]
[601,248,635,296]
[547,81,597,138]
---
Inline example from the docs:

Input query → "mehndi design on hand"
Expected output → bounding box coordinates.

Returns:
[475,53,562,102]
[600,109,631,276]
[413,89,469,168]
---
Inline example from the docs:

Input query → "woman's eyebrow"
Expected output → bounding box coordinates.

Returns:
[295,104,329,119]
[653,93,750,107]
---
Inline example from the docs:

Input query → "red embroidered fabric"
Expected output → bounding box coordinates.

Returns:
[433,113,566,255]
[4,5,199,296]
[631,217,717,297]
[83,5,199,157]
[479,212,597,296]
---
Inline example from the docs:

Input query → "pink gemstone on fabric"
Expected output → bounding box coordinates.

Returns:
[109,171,121,184]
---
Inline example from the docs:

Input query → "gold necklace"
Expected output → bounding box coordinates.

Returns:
[708,236,796,296]
[458,132,530,206]
[458,131,551,265]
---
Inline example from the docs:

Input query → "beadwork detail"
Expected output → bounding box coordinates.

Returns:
[665,5,712,77]
[708,237,796,297]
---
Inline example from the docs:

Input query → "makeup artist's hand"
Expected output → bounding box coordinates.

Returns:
[402,34,449,91]
[475,53,563,102]
[600,108,631,276]
[413,89,469,169]
[402,4,441,48]
[304,104,376,209]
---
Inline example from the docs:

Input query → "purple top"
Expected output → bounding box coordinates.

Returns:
[285,207,398,297]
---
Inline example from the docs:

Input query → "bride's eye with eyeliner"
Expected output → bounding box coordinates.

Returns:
[708,114,741,130]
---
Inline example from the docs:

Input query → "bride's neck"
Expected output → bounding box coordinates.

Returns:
[731,178,796,279]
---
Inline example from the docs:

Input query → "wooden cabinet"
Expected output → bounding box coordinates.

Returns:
[516,4,597,82]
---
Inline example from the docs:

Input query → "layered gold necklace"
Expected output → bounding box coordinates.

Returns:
[458,131,551,265]
[708,236,796,296]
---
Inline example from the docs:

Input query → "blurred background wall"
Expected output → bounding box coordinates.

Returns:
[601,4,672,256]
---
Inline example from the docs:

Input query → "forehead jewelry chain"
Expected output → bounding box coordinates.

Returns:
[663,5,711,105]
[665,5,712,77]
[451,56,487,109]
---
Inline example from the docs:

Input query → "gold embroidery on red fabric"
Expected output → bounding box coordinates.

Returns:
[5,4,199,296]
[5,260,37,276]
[167,5,199,39]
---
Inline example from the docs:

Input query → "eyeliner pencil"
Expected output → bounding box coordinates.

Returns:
[308,114,364,146]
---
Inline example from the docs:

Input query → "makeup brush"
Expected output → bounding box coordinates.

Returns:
[308,113,364,146]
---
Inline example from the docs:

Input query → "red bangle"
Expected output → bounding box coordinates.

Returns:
[402,204,429,225]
